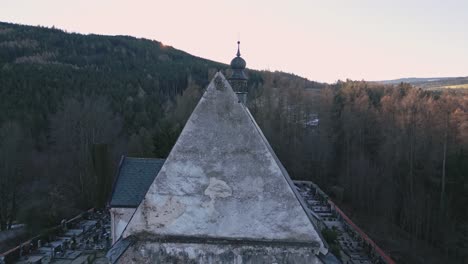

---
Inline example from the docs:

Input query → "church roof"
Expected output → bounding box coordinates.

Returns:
[108,157,165,207]
[121,72,325,252]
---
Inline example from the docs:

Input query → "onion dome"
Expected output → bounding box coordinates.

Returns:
[229,41,247,81]
[230,41,246,70]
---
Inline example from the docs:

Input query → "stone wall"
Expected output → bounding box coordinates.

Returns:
[117,241,322,264]
[110,208,135,244]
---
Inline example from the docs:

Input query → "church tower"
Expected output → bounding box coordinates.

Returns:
[228,41,248,104]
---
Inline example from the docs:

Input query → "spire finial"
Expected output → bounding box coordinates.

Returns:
[236,41,241,57]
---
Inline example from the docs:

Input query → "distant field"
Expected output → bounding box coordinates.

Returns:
[442,84,468,89]
[379,76,468,91]
[426,84,468,91]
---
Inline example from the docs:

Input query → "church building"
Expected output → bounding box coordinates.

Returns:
[107,43,327,263]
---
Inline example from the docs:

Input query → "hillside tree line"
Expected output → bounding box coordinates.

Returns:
[249,72,468,263]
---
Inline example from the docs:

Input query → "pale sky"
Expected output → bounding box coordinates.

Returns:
[1,0,467,83]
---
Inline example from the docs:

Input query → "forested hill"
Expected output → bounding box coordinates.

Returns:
[0,21,221,136]
[0,21,284,137]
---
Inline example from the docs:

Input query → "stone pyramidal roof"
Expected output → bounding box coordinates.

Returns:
[122,72,324,252]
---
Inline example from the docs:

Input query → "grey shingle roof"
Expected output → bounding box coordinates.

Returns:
[109,157,165,207]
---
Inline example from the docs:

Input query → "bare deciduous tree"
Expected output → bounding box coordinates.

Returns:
[49,96,122,208]
[0,122,32,230]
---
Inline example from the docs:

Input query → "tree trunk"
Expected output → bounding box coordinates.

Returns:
[7,186,17,230]
[440,112,449,212]
[0,212,6,231]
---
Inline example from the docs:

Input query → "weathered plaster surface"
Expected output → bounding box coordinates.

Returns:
[117,241,322,264]
[111,207,136,243]
[122,73,323,248]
